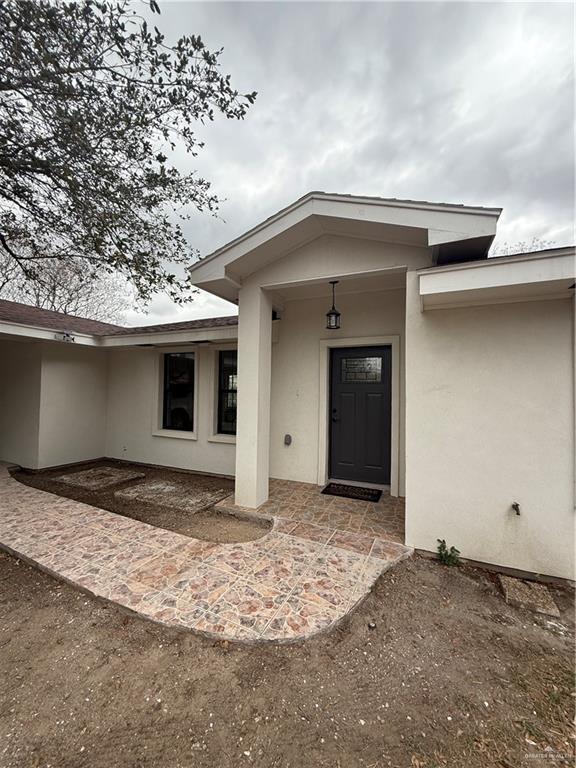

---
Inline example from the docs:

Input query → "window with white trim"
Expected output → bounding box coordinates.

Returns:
[162,352,195,431]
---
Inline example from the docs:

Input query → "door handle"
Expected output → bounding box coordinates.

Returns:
[332,410,340,423]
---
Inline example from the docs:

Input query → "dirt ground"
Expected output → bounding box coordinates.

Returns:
[13,462,271,544]
[0,545,573,768]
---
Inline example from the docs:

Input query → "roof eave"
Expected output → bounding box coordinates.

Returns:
[102,324,238,347]
[0,319,239,347]
[0,320,100,346]
[418,246,576,310]
[188,192,502,296]
[194,192,502,269]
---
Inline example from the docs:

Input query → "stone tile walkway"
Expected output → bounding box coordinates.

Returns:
[0,467,411,643]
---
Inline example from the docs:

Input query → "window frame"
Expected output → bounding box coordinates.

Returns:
[217,349,238,436]
[208,345,238,444]
[152,347,198,441]
[162,351,195,432]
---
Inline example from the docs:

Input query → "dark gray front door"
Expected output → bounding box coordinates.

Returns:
[329,346,392,485]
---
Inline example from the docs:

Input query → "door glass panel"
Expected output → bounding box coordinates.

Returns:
[341,356,382,383]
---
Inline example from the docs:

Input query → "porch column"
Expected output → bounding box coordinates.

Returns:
[234,283,273,508]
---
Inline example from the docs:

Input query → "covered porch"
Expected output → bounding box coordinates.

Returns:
[233,268,408,510]
[188,192,500,512]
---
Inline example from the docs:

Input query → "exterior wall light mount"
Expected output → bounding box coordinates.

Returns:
[326,280,341,330]
[54,331,75,343]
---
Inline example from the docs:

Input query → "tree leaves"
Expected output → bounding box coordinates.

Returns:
[0,0,256,304]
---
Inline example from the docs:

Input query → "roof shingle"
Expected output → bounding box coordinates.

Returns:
[0,299,238,337]
[106,315,238,336]
[0,299,124,335]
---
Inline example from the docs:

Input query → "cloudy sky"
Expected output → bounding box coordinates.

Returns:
[125,0,574,325]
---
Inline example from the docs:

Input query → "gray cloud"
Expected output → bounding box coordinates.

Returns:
[125,0,574,325]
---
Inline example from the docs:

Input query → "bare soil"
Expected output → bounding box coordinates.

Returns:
[13,461,271,544]
[0,547,573,768]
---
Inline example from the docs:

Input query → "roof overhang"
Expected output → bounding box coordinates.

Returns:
[102,325,238,347]
[0,321,238,348]
[0,321,100,346]
[188,192,501,303]
[418,247,576,310]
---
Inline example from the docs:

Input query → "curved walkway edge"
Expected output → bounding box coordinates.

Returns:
[0,466,412,643]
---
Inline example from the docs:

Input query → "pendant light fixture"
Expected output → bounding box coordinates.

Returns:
[326,280,341,330]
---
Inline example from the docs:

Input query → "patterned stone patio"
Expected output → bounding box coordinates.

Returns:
[0,466,411,643]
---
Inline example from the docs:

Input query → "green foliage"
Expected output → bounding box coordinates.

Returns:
[0,0,256,303]
[437,539,460,566]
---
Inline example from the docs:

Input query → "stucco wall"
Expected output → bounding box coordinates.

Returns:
[253,233,432,286]
[405,271,575,579]
[0,340,41,468]
[105,345,236,476]
[244,233,433,493]
[37,343,108,468]
[269,289,407,491]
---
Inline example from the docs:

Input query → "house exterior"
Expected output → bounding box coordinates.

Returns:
[0,193,574,580]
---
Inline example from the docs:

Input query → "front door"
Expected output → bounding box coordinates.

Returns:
[329,346,392,485]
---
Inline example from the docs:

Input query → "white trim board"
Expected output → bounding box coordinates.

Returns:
[316,335,401,497]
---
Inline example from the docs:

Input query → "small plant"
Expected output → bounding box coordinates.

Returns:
[437,539,460,566]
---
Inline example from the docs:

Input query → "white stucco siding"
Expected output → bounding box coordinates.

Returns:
[0,340,41,468]
[105,346,235,476]
[254,234,431,287]
[269,288,407,491]
[405,271,575,579]
[37,343,108,468]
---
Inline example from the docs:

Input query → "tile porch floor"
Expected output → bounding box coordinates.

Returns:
[216,479,406,545]
[0,467,410,642]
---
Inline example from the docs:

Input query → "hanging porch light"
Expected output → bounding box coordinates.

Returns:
[326,280,341,330]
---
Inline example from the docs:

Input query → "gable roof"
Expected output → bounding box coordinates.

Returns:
[187,191,502,302]
[202,191,501,266]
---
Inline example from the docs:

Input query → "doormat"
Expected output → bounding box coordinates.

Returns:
[321,483,382,503]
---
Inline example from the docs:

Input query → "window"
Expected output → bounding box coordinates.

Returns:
[217,350,238,435]
[162,353,194,431]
